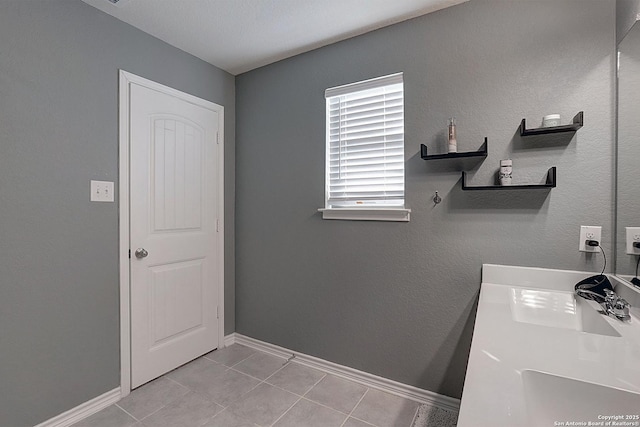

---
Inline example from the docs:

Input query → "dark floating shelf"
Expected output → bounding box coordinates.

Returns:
[421,137,488,160]
[520,111,583,136]
[462,167,556,191]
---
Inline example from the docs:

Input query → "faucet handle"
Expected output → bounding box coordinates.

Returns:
[613,297,630,317]
[604,289,617,303]
[602,289,631,320]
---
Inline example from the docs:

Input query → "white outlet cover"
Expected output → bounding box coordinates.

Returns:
[91,180,115,202]
[579,225,602,252]
[626,227,640,255]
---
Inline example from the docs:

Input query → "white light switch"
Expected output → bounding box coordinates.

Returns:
[91,180,114,202]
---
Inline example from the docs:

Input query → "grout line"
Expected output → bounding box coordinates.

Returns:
[269,395,302,427]
[138,402,167,422]
[261,363,327,398]
[228,365,277,383]
[299,395,353,417]
[296,372,328,398]
[163,374,199,390]
[137,387,219,422]
[409,404,420,427]
[202,344,260,368]
[301,372,328,397]
[262,360,290,382]
[227,349,290,385]
[162,372,233,410]
[201,352,222,363]
[348,416,378,426]
[235,335,460,412]
[228,352,331,426]
[210,407,265,427]
[227,350,260,368]
[150,347,398,427]
[339,388,370,427]
[224,357,277,405]
[115,403,140,422]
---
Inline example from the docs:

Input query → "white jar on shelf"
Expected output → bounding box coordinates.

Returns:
[542,114,561,127]
[499,159,512,186]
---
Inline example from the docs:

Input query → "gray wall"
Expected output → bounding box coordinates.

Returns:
[616,21,640,275]
[617,0,640,43]
[236,0,615,399]
[0,1,235,425]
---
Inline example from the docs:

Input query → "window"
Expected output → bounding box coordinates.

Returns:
[320,73,410,221]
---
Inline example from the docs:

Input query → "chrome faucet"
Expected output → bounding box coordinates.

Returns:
[603,289,631,321]
[576,288,631,321]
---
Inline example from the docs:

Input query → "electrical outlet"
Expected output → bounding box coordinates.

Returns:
[626,227,640,255]
[579,225,602,252]
[91,180,114,202]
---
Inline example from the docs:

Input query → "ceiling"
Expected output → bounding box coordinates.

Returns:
[82,0,467,75]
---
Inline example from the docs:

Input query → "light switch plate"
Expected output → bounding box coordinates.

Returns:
[579,225,602,252]
[626,227,640,255]
[91,180,114,202]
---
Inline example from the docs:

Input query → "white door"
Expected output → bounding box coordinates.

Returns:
[129,81,222,388]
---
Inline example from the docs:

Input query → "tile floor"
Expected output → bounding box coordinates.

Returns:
[73,344,441,427]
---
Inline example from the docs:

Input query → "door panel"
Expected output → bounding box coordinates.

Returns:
[152,117,203,231]
[149,259,204,346]
[129,83,220,388]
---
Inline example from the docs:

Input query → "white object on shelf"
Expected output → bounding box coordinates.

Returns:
[542,114,561,127]
[447,117,457,153]
[499,159,512,186]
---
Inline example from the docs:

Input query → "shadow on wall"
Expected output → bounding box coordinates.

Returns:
[406,148,486,175]
[511,129,577,151]
[447,182,552,210]
[420,289,479,399]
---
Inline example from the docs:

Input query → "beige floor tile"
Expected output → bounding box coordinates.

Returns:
[273,399,346,427]
[266,362,325,395]
[350,389,419,427]
[140,392,222,427]
[227,383,298,426]
[305,374,367,414]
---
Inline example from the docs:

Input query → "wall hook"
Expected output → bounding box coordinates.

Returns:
[433,191,442,204]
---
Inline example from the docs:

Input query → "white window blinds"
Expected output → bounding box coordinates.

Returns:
[325,73,404,208]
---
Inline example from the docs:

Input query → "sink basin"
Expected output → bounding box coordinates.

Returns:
[523,370,640,427]
[510,288,621,337]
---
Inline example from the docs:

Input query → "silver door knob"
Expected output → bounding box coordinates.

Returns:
[134,248,148,259]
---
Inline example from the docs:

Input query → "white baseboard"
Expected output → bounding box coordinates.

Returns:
[35,332,458,427]
[231,333,460,413]
[224,332,236,347]
[35,388,121,427]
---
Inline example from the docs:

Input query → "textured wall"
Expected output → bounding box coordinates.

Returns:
[616,22,640,275]
[0,1,235,425]
[617,0,640,43]
[236,0,615,400]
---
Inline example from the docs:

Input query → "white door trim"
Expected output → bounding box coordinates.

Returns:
[118,70,225,397]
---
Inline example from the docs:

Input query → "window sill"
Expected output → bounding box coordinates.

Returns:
[318,208,411,222]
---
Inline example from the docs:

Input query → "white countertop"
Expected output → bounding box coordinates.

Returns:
[457,264,640,427]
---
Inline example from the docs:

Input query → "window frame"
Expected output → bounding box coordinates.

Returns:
[319,73,410,222]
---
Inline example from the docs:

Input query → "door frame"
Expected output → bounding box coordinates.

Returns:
[118,70,225,397]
